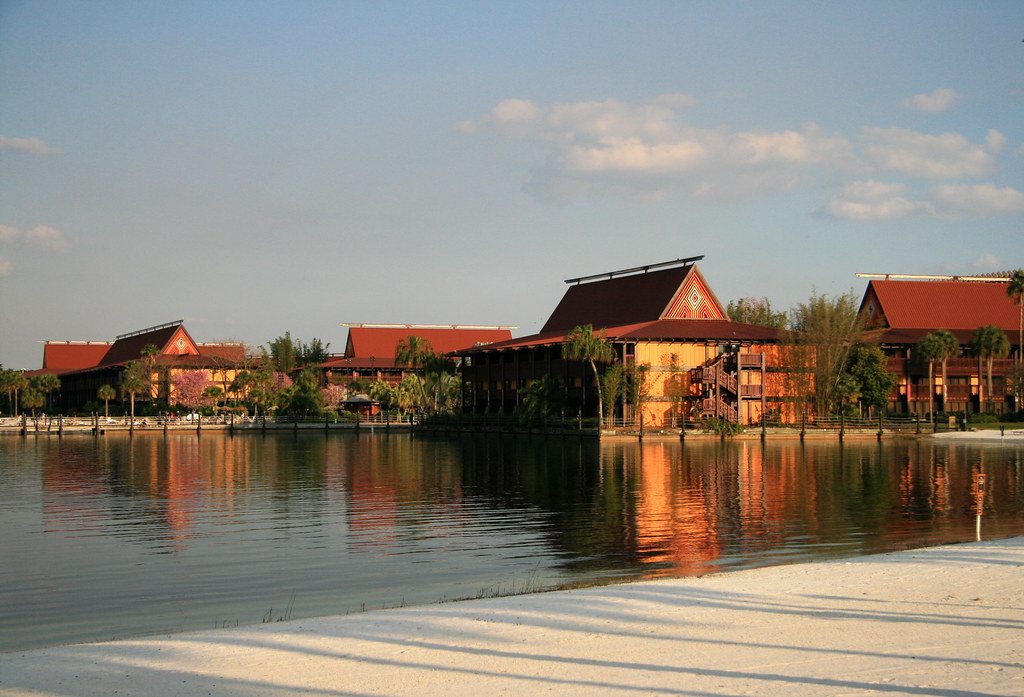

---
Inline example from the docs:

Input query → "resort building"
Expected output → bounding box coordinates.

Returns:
[322,324,514,388]
[456,257,782,427]
[32,321,248,412]
[858,273,1022,414]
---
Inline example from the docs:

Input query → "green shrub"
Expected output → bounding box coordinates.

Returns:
[702,417,743,436]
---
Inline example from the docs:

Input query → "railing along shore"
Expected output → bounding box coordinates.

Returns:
[0,411,978,440]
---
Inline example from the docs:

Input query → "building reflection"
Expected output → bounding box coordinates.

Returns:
[34,434,1024,573]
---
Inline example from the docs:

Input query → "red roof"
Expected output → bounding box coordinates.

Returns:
[340,327,514,360]
[196,344,247,362]
[863,279,1020,332]
[39,341,113,374]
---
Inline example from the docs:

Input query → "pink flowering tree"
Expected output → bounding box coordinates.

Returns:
[172,370,211,409]
[321,383,346,410]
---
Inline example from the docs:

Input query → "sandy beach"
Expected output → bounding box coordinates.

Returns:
[2,533,1022,697]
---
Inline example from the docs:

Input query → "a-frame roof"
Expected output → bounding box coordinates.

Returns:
[861,279,1019,333]
[98,321,200,367]
[540,263,726,334]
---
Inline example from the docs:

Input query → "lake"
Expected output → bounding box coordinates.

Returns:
[2,431,1022,652]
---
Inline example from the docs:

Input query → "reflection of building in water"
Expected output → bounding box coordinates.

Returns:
[606,441,812,578]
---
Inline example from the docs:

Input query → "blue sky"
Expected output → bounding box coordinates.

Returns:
[2,1,1022,370]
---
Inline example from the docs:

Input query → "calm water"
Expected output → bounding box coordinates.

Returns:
[2,432,1023,652]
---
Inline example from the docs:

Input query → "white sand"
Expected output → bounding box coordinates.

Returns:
[2,537,1022,697]
[931,427,1024,442]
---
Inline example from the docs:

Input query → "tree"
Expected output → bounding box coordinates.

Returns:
[0,368,20,415]
[275,366,324,417]
[267,333,298,373]
[970,325,1010,411]
[518,375,565,427]
[244,369,278,417]
[842,344,898,416]
[661,352,690,426]
[395,335,433,372]
[202,386,223,411]
[21,386,44,417]
[929,330,958,411]
[786,290,864,416]
[1008,269,1024,368]
[229,370,254,405]
[172,370,211,409]
[97,384,116,418]
[395,336,447,414]
[369,379,397,414]
[915,330,958,418]
[624,362,652,427]
[912,337,938,420]
[563,325,615,427]
[395,374,421,418]
[727,297,788,328]
[421,351,458,413]
[599,363,624,424]
[33,374,61,411]
[121,361,149,422]
[321,382,346,412]
[296,338,331,367]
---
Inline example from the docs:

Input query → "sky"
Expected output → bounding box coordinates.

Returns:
[2,1,1022,370]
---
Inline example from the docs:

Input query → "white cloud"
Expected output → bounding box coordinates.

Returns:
[931,183,1024,216]
[902,88,961,112]
[819,180,933,221]
[0,223,69,251]
[970,253,1003,272]
[821,180,1024,220]
[464,96,856,202]
[0,135,62,155]
[860,127,995,179]
[462,96,1020,216]
[0,255,12,277]
[0,224,20,242]
[985,129,1007,154]
[24,225,69,251]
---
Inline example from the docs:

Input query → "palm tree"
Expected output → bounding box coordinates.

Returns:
[33,374,61,412]
[395,335,433,372]
[97,384,116,418]
[913,335,940,421]
[563,324,615,428]
[1008,269,1024,367]
[395,336,435,413]
[919,330,958,412]
[1,369,28,416]
[140,343,161,400]
[121,361,148,424]
[970,325,1010,412]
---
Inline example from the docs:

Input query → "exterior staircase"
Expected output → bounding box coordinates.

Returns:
[691,352,764,423]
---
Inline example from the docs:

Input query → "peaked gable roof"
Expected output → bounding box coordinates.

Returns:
[862,279,1019,332]
[98,321,200,367]
[540,263,726,334]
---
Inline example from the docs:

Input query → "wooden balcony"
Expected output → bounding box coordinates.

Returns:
[739,384,762,398]
[739,353,765,368]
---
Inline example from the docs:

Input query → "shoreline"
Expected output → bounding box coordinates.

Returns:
[3,536,1022,696]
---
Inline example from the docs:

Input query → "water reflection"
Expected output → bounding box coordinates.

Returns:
[1,433,1022,652]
